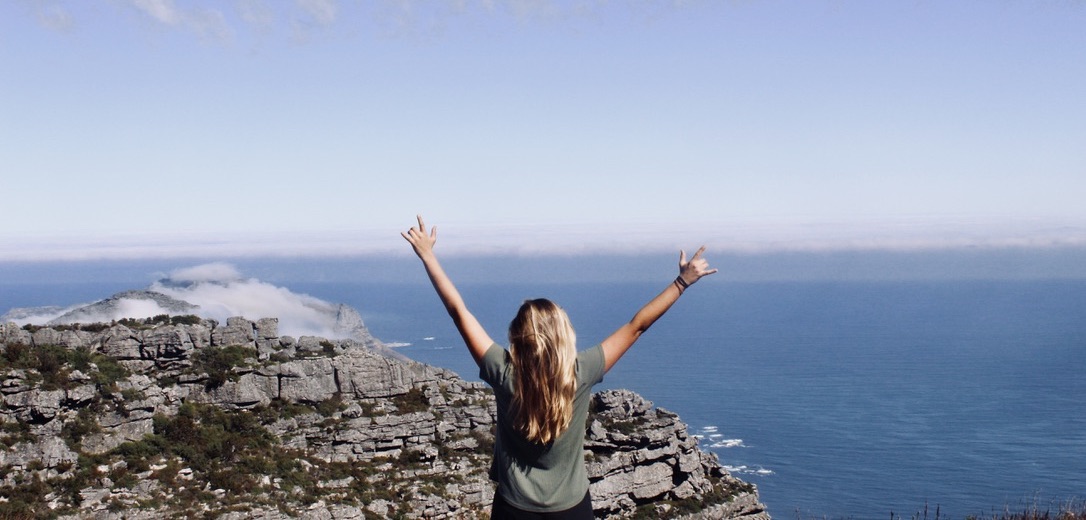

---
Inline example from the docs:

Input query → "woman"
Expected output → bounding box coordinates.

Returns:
[402,216,717,519]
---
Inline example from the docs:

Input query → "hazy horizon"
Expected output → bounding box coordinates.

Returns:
[3,214,1085,262]
[3,245,1085,288]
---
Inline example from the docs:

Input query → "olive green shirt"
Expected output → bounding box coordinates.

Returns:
[480,342,606,512]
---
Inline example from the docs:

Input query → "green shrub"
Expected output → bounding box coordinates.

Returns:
[316,394,346,417]
[109,466,138,489]
[392,387,429,414]
[254,399,316,423]
[1,420,33,448]
[170,315,202,326]
[189,345,255,389]
[0,471,69,518]
[61,408,102,449]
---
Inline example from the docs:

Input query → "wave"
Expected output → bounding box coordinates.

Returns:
[710,438,746,449]
[384,342,412,348]
[723,464,775,477]
[694,426,744,448]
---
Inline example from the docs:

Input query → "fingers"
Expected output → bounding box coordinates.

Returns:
[403,216,423,244]
[403,215,437,249]
[691,245,707,260]
[680,245,718,279]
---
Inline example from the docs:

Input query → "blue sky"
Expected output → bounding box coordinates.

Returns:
[2,0,1085,261]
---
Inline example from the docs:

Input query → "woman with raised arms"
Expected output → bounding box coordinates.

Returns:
[402,216,717,519]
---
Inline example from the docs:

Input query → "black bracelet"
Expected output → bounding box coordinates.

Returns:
[675,276,690,290]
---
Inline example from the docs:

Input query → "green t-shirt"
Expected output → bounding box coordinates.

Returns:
[479,342,606,512]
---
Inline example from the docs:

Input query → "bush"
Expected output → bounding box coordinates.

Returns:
[1,421,34,448]
[61,408,102,449]
[254,399,316,423]
[190,345,255,389]
[392,387,429,414]
[0,344,127,393]
[170,315,202,326]
[316,394,346,417]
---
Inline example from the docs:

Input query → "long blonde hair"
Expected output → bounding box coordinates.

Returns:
[507,299,578,445]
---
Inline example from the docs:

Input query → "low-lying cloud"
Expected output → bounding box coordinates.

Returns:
[6,263,360,339]
[150,266,346,338]
[2,216,1086,263]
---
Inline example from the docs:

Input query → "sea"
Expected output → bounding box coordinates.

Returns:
[2,275,1085,519]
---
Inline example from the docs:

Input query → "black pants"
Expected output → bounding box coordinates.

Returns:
[490,490,594,520]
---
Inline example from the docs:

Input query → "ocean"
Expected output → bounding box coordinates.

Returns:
[3,277,1085,519]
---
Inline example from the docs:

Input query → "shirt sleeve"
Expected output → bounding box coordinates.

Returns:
[577,344,606,388]
[479,342,506,387]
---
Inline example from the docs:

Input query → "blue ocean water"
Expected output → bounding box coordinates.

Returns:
[3,278,1085,518]
[289,280,1086,519]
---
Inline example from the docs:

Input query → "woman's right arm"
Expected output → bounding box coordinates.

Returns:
[402,216,494,366]
[600,247,717,372]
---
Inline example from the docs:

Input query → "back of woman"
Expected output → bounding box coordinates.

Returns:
[401,216,716,519]
[479,299,606,513]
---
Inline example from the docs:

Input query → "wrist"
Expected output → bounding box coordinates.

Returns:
[673,276,690,293]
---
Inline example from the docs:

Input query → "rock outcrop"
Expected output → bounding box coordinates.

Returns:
[0,318,769,519]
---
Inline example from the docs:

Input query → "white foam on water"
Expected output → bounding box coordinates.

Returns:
[710,438,746,448]
[722,464,774,477]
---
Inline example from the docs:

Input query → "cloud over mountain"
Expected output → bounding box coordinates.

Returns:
[3,263,371,340]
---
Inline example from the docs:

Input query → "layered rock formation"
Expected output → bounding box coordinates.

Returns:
[0,318,769,519]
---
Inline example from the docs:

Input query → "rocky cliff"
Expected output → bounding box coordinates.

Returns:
[0,317,769,519]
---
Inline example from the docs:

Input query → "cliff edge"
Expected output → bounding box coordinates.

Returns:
[0,317,769,519]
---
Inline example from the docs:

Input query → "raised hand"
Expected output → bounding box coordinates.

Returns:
[401,215,437,258]
[678,246,718,287]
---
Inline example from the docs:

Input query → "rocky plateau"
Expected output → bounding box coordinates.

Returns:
[0,314,769,519]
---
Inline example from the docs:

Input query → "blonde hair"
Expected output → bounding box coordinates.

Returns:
[507,299,578,445]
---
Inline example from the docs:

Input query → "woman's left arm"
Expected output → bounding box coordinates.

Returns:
[600,246,717,372]
[402,216,494,366]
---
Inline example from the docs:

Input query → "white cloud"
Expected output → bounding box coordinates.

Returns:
[295,0,337,25]
[150,276,332,338]
[238,0,276,28]
[35,4,74,32]
[152,268,345,337]
[189,7,233,42]
[168,262,242,283]
[3,263,359,338]
[129,0,181,25]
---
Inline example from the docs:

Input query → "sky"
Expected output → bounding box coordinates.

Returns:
[2,0,1086,261]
